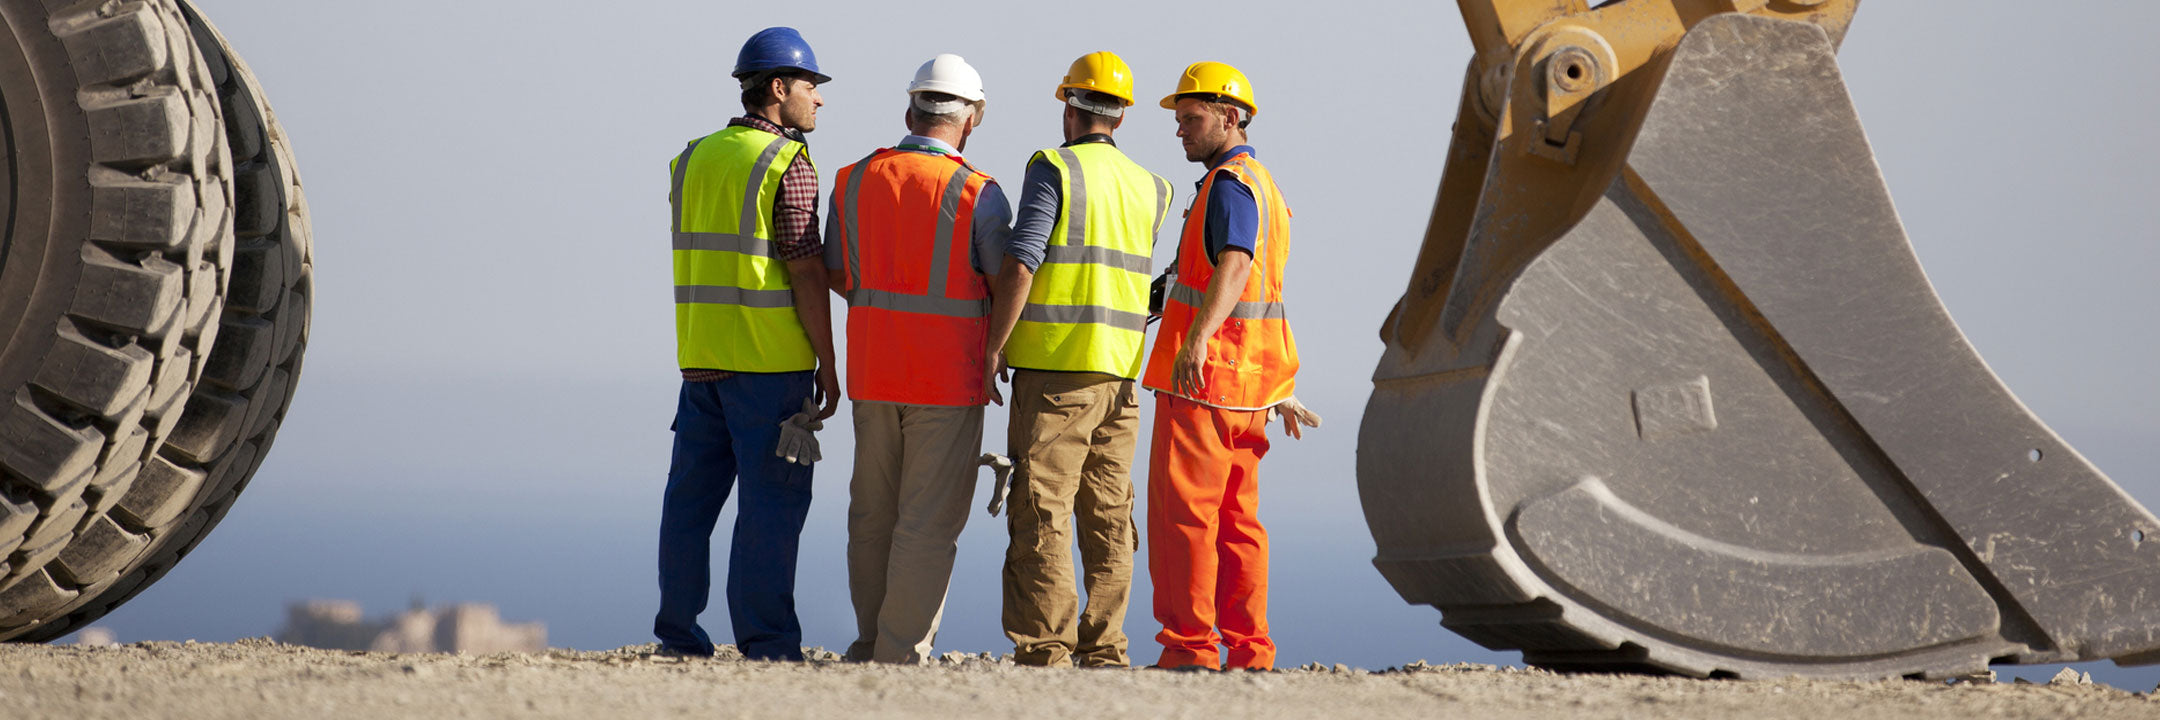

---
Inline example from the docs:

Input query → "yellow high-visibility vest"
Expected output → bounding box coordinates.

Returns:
[670,125,816,373]
[1005,142,1171,378]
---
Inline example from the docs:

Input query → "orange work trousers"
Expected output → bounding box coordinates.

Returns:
[1147,392,1274,670]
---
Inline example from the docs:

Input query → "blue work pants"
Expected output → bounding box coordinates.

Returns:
[653,372,814,660]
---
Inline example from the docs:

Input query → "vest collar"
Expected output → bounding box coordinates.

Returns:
[1208,144,1257,170]
[1063,133,1116,148]
[894,134,960,157]
[729,114,806,143]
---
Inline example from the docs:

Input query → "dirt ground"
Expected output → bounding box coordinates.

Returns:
[2,640,2154,720]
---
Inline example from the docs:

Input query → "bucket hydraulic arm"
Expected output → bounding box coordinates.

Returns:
[1357,0,2160,679]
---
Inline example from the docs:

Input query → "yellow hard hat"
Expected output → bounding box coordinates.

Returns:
[1055,51,1135,107]
[1159,61,1257,116]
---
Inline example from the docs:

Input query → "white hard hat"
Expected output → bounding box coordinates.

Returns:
[908,53,985,113]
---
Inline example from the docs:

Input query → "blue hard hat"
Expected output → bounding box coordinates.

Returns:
[733,27,830,84]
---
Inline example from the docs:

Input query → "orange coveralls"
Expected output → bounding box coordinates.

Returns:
[1147,394,1275,669]
[1140,149,1296,670]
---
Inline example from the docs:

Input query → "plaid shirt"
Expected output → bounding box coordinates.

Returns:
[681,116,824,383]
[728,115,822,262]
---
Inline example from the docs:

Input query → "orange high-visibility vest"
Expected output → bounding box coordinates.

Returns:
[831,148,994,406]
[1142,151,1297,410]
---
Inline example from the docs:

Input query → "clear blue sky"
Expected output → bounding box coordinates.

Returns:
[84,0,2160,689]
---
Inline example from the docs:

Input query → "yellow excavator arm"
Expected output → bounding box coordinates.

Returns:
[1359,0,2160,679]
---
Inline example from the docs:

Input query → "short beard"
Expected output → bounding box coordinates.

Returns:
[1184,137,1218,163]
[782,101,817,132]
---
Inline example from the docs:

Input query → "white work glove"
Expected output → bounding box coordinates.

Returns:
[979,453,1014,516]
[1268,395,1323,440]
[775,398,823,466]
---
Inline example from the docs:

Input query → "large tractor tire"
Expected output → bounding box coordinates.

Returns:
[0,0,309,642]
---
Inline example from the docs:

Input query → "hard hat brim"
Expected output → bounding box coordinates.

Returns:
[1057,83,1133,107]
[1160,92,1256,115]
[737,66,832,86]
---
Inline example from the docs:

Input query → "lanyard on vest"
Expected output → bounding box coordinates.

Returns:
[895,142,953,156]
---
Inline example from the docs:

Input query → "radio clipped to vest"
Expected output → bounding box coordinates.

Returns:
[1150,193,1197,324]
[1148,270,1173,324]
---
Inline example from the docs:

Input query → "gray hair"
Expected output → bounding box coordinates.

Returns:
[907,92,972,129]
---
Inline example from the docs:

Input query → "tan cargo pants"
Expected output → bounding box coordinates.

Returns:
[845,401,985,664]
[1001,370,1141,667]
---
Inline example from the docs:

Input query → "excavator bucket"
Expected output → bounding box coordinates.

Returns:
[1358,8,2160,679]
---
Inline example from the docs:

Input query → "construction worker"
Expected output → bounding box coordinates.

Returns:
[982,51,1172,668]
[824,54,1011,665]
[653,26,840,662]
[1142,61,1319,671]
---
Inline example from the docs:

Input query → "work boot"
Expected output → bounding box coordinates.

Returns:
[652,644,713,659]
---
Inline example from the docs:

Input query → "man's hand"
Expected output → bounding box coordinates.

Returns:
[1173,251,1250,400]
[1172,338,1208,399]
[984,257,1032,408]
[1268,395,1323,440]
[983,350,1009,406]
[783,255,839,420]
[814,363,840,420]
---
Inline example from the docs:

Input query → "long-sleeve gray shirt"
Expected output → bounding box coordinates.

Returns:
[1004,134,1117,271]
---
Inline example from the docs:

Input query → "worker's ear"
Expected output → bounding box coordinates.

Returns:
[1111,114,1124,131]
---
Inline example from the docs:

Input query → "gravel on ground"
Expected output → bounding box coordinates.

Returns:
[2,640,2155,720]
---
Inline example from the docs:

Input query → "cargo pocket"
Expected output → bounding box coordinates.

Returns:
[1006,462,1058,557]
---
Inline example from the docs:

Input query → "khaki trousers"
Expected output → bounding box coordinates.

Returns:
[1001,370,1141,667]
[845,401,984,664]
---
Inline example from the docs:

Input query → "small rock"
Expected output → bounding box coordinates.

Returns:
[2049,667,2087,686]
[1332,663,1350,674]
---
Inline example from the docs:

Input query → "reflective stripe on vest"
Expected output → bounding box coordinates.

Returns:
[671,125,817,373]
[1142,151,1298,410]
[1005,143,1171,379]
[833,148,994,406]
[1164,283,1286,320]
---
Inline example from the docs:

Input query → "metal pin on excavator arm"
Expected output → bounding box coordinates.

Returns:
[1359,0,2160,679]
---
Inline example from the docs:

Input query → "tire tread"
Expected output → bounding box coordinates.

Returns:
[2,0,311,642]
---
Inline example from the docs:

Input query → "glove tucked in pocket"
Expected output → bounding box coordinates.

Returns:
[774,398,823,466]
